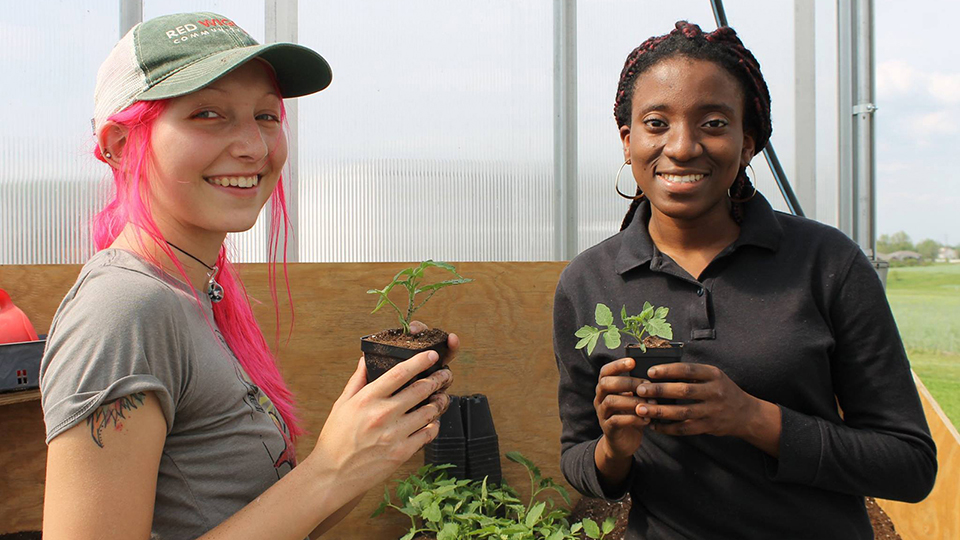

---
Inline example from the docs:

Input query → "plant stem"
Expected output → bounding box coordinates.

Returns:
[406,280,417,330]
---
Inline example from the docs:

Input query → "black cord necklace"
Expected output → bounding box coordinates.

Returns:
[165,241,224,303]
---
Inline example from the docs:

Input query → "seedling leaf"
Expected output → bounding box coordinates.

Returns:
[575,325,597,339]
[595,303,614,326]
[587,333,600,355]
[603,327,621,349]
[506,452,540,479]
[583,518,601,539]
[525,501,545,527]
[602,517,616,535]
[423,501,442,522]
[437,523,459,540]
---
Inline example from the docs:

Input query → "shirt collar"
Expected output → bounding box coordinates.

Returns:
[614,192,783,275]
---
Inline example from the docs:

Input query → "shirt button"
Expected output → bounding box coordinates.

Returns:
[697,287,704,297]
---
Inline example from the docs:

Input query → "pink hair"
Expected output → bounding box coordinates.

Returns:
[93,96,302,438]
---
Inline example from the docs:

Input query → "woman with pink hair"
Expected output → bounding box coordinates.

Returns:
[39,12,455,540]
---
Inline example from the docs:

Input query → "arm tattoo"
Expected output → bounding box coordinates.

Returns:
[86,392,147,448]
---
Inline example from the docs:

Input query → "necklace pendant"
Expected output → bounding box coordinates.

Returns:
[206,265,225,303]
[207,279,224,303]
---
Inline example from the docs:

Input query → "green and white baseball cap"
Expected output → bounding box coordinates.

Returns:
[93,12,332,135]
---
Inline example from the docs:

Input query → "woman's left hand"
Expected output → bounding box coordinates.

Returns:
[634,362,782,456]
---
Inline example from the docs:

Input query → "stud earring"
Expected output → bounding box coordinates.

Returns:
[103,151,112,159]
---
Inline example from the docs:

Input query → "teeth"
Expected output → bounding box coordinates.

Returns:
[660,173,704,184]
[205,175,260,188]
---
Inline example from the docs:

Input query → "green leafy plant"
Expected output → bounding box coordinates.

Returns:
[372,453,615,540]
[367,260,472,335]
[574,302,673,355]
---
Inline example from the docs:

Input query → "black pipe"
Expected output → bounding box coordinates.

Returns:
[710,0,805,218]
[710,0,729,27]
[762,145,805,217]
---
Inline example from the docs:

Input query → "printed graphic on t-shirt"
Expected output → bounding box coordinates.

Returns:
[233,363,297,475]
[214,330,297,476]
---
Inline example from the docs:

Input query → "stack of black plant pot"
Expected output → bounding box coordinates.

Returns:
[425,393,502,485]
[461,394,501,485]
[423,395,467,480]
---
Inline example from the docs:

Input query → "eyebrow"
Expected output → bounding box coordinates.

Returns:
[193,85,281,100]
[641,103,737,115]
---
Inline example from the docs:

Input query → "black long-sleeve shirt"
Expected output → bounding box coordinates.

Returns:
[554,195,937,540]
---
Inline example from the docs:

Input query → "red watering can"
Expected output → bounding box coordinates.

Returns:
[0,288,39,344]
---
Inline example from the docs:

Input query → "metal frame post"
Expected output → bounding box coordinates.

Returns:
[837,0,877,257]
[794,0,817,220]
[265,0,300,262]
[119,0,142,37]
[854,0,877,257]
[837,0,854,237]
[553,0,578,261]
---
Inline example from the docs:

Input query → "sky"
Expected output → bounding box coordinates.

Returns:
[874,0,960,245]
[2,0,958,263]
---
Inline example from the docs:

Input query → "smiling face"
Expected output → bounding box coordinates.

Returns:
[619,56,755,225]
[146,60,287,241]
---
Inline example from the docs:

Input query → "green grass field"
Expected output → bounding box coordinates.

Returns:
[885,263,960,427]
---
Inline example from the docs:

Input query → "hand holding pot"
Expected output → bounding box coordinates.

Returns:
[304,349,454,504]
[593,357,655,494]
[635,362,781,456]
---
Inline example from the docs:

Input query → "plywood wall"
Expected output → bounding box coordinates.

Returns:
[1,262,956,538]
[876,374,960,540]
[0,261,569,538]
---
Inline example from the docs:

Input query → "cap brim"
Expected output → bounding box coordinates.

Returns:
[138,42,332,101]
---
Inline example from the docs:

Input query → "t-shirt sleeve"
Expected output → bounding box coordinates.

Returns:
[40,267,187,443]
[765,247,938,502]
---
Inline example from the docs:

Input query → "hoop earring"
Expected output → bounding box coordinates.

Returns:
[727,164,758,203]
[615,160,644,200]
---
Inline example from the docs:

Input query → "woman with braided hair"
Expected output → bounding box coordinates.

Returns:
[554,21,935,539]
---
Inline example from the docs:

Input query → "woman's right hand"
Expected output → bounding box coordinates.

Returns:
[593,357,651,492]
[305,351,452,498]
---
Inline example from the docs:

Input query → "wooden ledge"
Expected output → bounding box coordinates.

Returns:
[0,389,40,407]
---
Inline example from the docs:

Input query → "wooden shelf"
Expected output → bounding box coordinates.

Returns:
[0,389,40,406]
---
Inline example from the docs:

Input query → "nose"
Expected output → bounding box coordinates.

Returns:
[662,122,703,162]
[228,117,269,163]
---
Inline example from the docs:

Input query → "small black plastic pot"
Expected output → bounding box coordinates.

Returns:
[627,342,684,406]
[424,395,467,478]
[360,329,449,386]
[461,394,502,485]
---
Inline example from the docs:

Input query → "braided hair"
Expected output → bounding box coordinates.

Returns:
[616,21,772,230]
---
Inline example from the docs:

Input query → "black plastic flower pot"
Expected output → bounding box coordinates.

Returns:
[626,342,684,406]
[461,394,502,485]
[360,328,449,386]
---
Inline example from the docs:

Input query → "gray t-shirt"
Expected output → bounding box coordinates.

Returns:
[41,249,297,539]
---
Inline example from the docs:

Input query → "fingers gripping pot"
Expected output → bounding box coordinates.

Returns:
[627,341,685,424]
